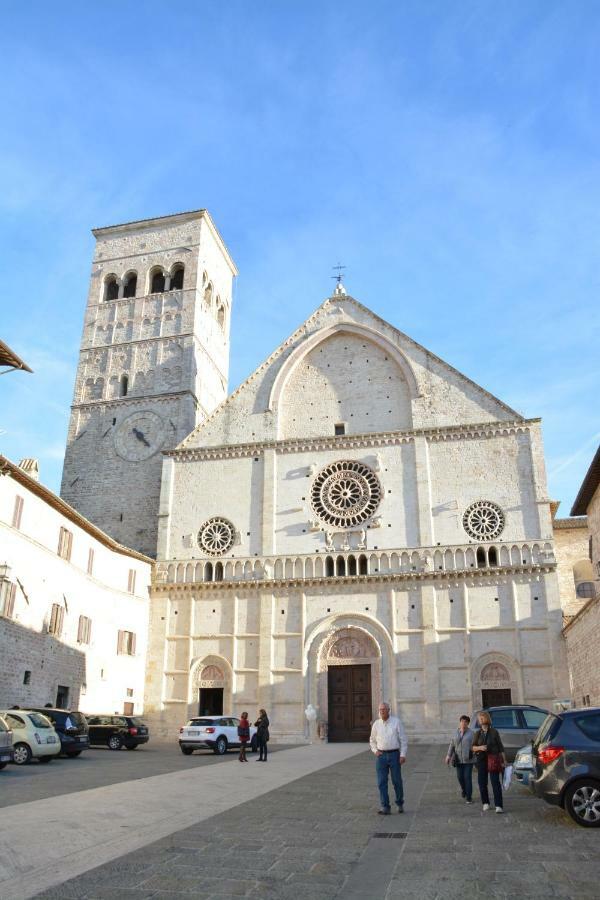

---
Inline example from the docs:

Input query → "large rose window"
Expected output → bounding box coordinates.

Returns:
[311,460,381,528]
[197,517,235,556]
[462,501,505,541]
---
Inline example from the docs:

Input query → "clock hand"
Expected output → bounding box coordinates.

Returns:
[132,427,151,447]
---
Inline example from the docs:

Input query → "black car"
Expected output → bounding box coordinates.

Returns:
[29,707,89,757]
[85,714,149,750]
[530,707,600,827]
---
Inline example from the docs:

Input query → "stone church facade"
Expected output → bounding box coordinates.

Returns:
[56,209,573,741]
[140,261,569,741]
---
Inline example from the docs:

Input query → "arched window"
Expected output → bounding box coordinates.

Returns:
[476,548,487,568]
[214,562,224,582]
[358,554,368,575]
[204,282,213,305]
[576,582,596,599]
[170,265,184,290]
[119,375,128,397]
[204,562,213,582]
[150,269,165,294]
[488,547,498,567]
[123,272,137,298]
[348,555,357,576]
[104,276,119,302]
[217,300,225,329]
[336,555,346,577]
[325,556,334,577]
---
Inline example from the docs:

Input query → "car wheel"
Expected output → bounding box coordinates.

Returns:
[565,780,600,828]
[214,736,228,755]
[250,735,258,753]
[38,756,53,764]
[125,745,138,750]
[108,735,123,751]
[13,743,32,765]
[181,747,194,756]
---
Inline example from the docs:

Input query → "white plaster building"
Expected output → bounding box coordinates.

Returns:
[61,210,236,558]
[0,454,152,714]
[143,283,570,741]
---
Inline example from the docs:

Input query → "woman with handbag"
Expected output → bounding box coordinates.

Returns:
[237,712,250,762]
[254,708,270,762]
[445,715,475,803]
[472,711,507,813]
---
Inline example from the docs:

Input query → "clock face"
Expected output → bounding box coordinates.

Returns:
[114,411,166,462]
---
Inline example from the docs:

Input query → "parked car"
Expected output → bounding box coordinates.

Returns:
[530,707,600,827]
[29,707,89,757]
[0,715,14,769]
[85,714,149,750]
[472,705,549,762]
[179,716,258,755]
[0,710,61,765]
[513,743,535,786]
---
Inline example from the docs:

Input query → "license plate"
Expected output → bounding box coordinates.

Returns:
[188,730,199,736]
[0,755,10,761]
[78,736,88,742]
[47,736,57,743]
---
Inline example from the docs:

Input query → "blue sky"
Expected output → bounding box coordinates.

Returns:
[1,1,598,511]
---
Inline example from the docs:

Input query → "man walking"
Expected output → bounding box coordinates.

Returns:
[369,702,408,815]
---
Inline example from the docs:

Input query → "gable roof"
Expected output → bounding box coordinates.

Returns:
[177,293,524,451]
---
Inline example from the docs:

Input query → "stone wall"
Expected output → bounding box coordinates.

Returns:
[552,517,590,616]
[563,594,600,707]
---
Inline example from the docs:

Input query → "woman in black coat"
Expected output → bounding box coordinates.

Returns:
[254,709,269,761]
[472,711,507,812]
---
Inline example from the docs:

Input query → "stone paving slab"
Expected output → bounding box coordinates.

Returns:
[33,746,600,900]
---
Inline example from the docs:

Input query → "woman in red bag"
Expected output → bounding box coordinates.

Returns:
[472,711,507,813]
[238,712,250,762]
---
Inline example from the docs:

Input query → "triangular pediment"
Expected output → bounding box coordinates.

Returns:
[177,294,523,451]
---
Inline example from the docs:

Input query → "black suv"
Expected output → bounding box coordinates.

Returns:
[29,707,89,757]
[530,707,600,827]
[85,714,149,750]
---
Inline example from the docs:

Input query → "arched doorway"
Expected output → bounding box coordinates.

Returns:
[472,653,521,709]
[190,657,231,717]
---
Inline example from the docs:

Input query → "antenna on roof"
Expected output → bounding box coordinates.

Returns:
[331,263,347,295]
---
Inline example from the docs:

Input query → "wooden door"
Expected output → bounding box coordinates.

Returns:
[481,688,512,707]
[328,664,372,742]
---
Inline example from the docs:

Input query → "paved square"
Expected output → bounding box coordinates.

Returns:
[31,745,599,900]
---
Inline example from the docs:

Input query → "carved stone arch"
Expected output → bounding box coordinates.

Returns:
[304,615,394,740]
[188,654,233,718]
[471,651,523,709]
[268,322,420,432]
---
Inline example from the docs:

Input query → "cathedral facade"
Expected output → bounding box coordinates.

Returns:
[60,210,570,741]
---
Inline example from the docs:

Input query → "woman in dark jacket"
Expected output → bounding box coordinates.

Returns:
[237,712,250,762]
[254,709,269,762]
[472,711,507,812]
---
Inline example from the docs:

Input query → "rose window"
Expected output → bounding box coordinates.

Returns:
[462,501,505,541]
[197,517,235,556]
[311,460,381,528]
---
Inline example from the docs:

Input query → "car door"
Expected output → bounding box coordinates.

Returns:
[86,715,102,744]
[224,718,238,746]
[488,708,525,760]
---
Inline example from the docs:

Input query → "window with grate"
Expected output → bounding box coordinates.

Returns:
[49,603,65,636]
[12,495,24,529]
[58,527,73,561]
[77,615,92,645]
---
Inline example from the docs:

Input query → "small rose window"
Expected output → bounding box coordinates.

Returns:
[197,517,235,556]
[462,501,505,541]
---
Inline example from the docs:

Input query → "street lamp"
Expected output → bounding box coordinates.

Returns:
[0,563,12,582]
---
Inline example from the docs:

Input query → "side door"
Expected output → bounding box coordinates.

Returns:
[86,716,102,744]
[488,708,525,760]
[5,714,26,742]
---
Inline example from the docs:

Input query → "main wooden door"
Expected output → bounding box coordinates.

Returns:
[327,664,372,742]
[481,688,512,707]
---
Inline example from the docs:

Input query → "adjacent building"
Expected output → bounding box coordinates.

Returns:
[563,446,600,708]
[0,454,152,714]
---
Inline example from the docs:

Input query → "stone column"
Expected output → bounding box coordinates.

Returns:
[421,583,441,725]
[257,590,273,711]
[413,437,434,546]
[262,448,277,555]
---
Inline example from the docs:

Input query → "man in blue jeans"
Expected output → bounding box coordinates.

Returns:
[369,702,408,814]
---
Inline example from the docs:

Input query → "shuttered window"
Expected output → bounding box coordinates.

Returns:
[12,495,24,529]
[57,527,73,561]
[87,548,94,576]
[117,630,136,656]
[77,615,92,644]
[49,603,65,635]
[2,583,16,618]
[127,569,136,593]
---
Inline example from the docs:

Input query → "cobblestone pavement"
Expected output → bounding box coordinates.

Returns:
[35,746,599,900]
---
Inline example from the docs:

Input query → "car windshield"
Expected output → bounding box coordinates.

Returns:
[188,719,215,726]
[28,712,52,729]
[130,717,145,727]
[67,712,87,727]
[0,716,8,733]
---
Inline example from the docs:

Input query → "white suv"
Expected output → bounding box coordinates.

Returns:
[0,710,61,765]
[179,716,258,756]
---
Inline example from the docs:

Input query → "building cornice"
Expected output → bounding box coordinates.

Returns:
[553,516,588,530]
[166,418,540,462]
[152,563,555,593]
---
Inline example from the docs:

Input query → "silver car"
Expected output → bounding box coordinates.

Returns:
[472,705,549,762]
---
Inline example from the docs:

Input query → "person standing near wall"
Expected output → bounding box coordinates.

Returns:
[445,715,475,803]
[255,708,269,762]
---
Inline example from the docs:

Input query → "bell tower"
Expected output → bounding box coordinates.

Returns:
[60,210,237,557]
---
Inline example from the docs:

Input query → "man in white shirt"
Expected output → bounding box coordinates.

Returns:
[369,702,408,815]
